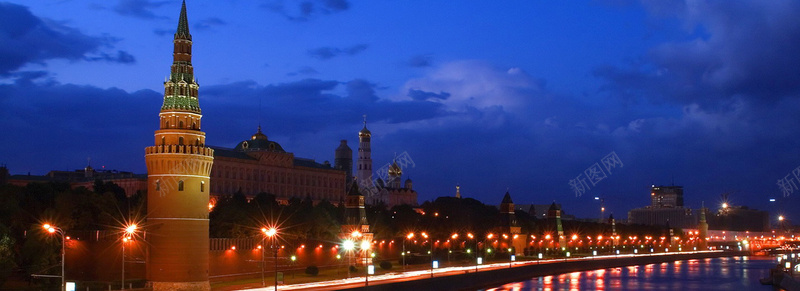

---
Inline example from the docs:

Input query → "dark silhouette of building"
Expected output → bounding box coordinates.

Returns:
[335,140,353,182]
[628,185,696,229]
[547,202,566,247]
[651,185,684,208]
[708,205,769,232]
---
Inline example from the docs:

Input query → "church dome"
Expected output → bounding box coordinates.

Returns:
[234,126,285,152]
[358,125,371,138]
[251,125,268,140]
[388,161,402,176]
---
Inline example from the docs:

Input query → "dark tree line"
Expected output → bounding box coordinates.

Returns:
[0,181,144,287]
[1,180,674,287]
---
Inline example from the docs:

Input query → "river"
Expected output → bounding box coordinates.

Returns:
[483,256,775,291]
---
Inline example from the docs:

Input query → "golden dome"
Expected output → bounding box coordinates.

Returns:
[388,161,402,176]
[358,125,371,138]
[251,125,268,140]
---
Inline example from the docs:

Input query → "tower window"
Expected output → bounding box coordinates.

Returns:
[179,137,184,145]
[179,121,184,128]
[161,136,165,146]
[156,180,161,191]
[201,181,205,192]
[178,180,184,191]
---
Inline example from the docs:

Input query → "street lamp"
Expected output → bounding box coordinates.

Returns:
[467,232,476,272]
[343,239,355,278]
[262,227,278,291]
[403,232,414,271]
[421,232,433,277]
[449,233,458,263]
[361,240,371,286]
[43,223,65,291]
[121,224,137,290]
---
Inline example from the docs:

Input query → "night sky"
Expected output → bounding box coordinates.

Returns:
[2,0,799,222]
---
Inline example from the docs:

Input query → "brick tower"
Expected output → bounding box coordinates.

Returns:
[144,1,214,290]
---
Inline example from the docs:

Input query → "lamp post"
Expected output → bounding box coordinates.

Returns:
[403,232,413,271]
[421,232,432,277]
[262,227,278,291]
[361,240,370,286]
[467,232,476,273]
[43,224,65,291]
[449,233,458,264]
[486,233,494,262]
[121,224,137,290]
[343,239,355,278]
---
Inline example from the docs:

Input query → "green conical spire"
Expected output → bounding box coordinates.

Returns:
[175,0,190,39]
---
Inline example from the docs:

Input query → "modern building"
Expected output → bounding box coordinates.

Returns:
[143,2,215,289]
[628,185,697,229]
[651,185,684,208]
[708,205,769,232]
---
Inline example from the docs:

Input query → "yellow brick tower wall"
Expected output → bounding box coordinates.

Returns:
[144,2,213,290]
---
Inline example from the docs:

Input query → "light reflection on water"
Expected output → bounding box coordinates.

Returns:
[483,256,774,291]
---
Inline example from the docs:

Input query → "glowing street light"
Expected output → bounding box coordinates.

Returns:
[43,223,65,291]
[361,240,371,286]
[121,224,137,290]
[343,239,355,278]
[261,227,279,291]
[403,232,414,271]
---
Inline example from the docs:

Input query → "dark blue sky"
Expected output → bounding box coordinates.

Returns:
[1,0,799,222]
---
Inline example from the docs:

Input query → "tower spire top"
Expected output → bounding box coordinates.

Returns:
[176,0,190,39]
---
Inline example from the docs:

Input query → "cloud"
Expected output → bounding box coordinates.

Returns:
[85,50,136,64]
[596,0,800,107]
[286,66,319,76]
[113,0,170,19]
[402,60,546,114]
[307,44,368,60]
[195,17,227,31]
[198,78,444,145]
[0,2,135,76]
[407,89,450,101]
[407,54,433,68]
[0,74,158,173]
[263,0,350,22]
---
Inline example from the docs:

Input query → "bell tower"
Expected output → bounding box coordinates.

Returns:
[144,1,214,290]
[356,115,372,188]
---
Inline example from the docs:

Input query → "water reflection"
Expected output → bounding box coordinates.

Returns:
[486,256,774,291]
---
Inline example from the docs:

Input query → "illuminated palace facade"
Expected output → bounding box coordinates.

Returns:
[208,126,348,204]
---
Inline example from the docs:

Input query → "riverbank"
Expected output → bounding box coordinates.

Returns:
[331,250,748,291]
